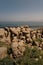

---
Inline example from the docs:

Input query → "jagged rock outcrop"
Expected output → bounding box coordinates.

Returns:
[11,40,25,58]
[0,25,43,59]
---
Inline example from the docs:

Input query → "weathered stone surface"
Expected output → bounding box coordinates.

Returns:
[11,40,25,57]
[0,47,7,60]
[0,25,43,59]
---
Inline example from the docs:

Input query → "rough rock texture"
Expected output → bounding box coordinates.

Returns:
[0,25,43,59]
[11,40,25,57]
[0,47,7,60]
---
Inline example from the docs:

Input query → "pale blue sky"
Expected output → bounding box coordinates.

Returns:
[0,0,43,21]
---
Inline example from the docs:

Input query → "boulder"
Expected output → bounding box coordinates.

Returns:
[11,40,25,57]
[16,27,21,33]
[0,28,5,42]
[26,38,32,43]
[10,27,18,36]
[32,34,36,40]
[12,37,18,42]
[26,33,30,38]
[20,36,25,40]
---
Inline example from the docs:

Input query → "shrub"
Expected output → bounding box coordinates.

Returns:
[20,46,43,65]
[0,46,43,65]
[30,47,40,58]
[0,57,14,65]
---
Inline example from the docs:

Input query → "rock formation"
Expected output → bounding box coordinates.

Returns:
[0,25,43,59]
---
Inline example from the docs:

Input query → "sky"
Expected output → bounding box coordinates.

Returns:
[0,0,43,22]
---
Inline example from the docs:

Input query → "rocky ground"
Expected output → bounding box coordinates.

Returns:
[0,25,43,60]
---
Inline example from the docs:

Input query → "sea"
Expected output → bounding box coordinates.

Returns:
[0,21,43,28]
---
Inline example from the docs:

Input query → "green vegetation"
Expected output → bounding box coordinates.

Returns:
[0,41,10,48]
[20,46,41,65]
[0,41,5,47]
[0,57,14,65]
[30,47,40,58]
[36,37,42,43]
[0,46,43,65]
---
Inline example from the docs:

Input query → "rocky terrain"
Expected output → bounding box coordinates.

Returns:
[0,25,43,60]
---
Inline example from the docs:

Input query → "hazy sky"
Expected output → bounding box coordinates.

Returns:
[0,0,43,21]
